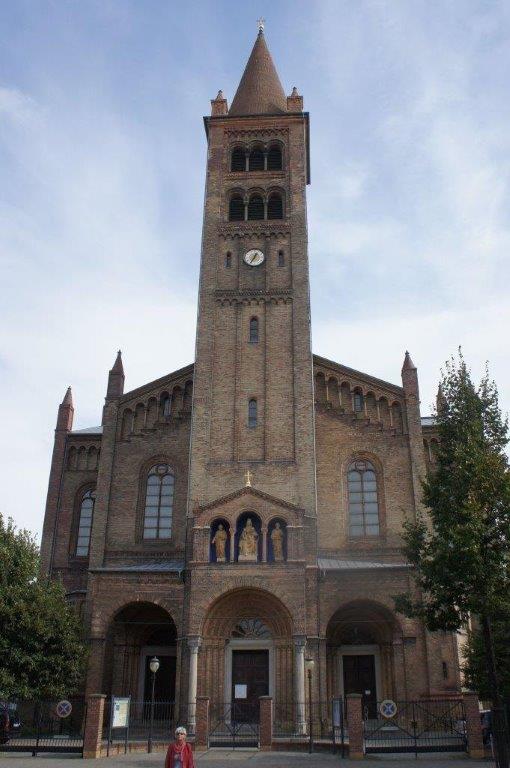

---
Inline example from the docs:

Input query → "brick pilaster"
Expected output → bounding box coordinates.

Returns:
[259,696,273,751]
[463,691,484,759]
[83,694,105,759]
[346,693,364,760]
[194,696,209,751]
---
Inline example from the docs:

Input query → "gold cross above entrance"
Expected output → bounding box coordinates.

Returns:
[244,470,253,487]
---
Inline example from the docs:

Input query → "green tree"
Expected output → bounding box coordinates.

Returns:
[395,351,510,767]
[0,514,88,699]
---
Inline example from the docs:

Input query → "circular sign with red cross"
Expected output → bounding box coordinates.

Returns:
[379,699,398,719]
[56,700,73,718]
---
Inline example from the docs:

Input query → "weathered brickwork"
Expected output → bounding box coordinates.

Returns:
[39,30,461,718]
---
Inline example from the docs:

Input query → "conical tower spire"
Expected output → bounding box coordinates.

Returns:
[229,29,286,116]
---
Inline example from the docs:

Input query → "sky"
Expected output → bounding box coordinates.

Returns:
[1,0,509,539]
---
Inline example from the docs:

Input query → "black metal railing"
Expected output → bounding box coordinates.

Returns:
[208,702,259,748]
[272,699,346,752]
[0,699,86,755]
[104,699,195,749]
[364,699,467,755]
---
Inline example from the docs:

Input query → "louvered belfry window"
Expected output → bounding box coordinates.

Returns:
[248,399,258,428]
[249,317,259,343]
[267,145,282,170]
[247,194,264,220]
[249,147,265,171]
[267,193,283,220]
[347,459,379,537]
[229,195,245,221]
[143,464,174,539]
[231,147,246,172]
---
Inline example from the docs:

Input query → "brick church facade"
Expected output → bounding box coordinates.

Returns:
[40,29,461,722]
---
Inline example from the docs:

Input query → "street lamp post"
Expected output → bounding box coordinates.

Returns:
[148,656,160,753]
[305,657,314,754]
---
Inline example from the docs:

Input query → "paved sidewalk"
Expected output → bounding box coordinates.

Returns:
[0,751,494,768]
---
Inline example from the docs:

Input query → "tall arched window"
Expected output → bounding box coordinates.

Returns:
[76,489,95,556]
[248,399,258,428]
[229,195,245,221]
[231,147,246,172]
[267,145,282,170]
[143,464,175,539]
[247,194,264,220]
[347,459,379,537]
[353,391,364,412]
[249,317,259,343]
[267,193,283,220]
[249,147,264,171]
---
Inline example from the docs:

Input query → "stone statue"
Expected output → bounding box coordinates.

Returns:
[212,524,227,562]
[271,522,284,561]
[238,518,258,561]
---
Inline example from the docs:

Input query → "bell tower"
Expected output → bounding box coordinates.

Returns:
[188,27,316,527]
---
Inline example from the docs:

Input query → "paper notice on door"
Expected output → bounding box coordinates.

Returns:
[234,684,247,699]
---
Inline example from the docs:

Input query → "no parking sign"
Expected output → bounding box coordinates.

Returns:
[379,699,397,719]
[56,700,72,718]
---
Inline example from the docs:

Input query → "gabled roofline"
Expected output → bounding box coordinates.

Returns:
[196,484,305,515]
[120,362,194,404]
[313,354,403,396]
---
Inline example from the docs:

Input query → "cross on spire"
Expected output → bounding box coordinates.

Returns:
[244,469,253,487]
[257,17,265,33]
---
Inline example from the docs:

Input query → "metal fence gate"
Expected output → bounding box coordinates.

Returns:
[364,699,467,755]
[0,699,85,755]
[208,702,259,748]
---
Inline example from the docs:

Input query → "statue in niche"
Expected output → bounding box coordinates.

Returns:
[271,522,284,561]
[238,518,258,561]
[212,523,227,562]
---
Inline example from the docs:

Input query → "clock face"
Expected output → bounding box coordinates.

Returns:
[244,249,265,267]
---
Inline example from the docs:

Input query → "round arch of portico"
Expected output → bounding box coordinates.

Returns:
[199,586,295,639]
[324,598,402,642]
[93,595,182,639]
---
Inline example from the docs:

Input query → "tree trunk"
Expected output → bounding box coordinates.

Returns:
[481,614,509,768]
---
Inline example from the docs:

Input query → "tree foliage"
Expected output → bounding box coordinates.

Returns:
[395,351,510,631]
[464,609,510,702]
[0,514,88,699]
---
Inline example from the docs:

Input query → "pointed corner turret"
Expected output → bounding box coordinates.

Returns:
[57,386,74,431]
[436,383,447,414]
[229,28,287,116]
[402,351,417,373]
[287,86,304,112]
[211,89,228,116]
[106,350,125,401]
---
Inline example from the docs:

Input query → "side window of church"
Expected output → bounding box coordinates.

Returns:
[249,317,259,343]
[347,460,379,537]
[76,489,96,556]
[143,463,175,539]
[248,399,258,428]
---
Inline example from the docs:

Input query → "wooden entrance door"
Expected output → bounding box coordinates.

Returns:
[343,654,377,717]
[232,650,269,722]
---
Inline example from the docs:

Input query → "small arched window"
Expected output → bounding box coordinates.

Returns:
[229,195,245,221]
[143,463,175,540]
[249,147,265,171]
[267,193,283,220]
[347,459,379,537]
[267,145,282,171]
[247,194,264,220]
[353,391,364,412]
[278,250,285,267]
[231,147,246,172]
[76,489,95,556]
[248,399,258,428]
[225,252,232,268]
[249,317,259,343]
[161,393,171,418]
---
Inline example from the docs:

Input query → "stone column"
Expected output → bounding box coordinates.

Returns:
[259,696,273,751]
[83,694,106,759]
[463,691,484,759]
[187,637,201,733]
[194,696,209,751]
[346,693,364,760]
[262,525,268,561]
[293,636,306,735]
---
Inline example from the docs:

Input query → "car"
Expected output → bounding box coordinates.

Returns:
[0,702,21,745]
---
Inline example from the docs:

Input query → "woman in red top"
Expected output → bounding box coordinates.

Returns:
[165,727,194,768]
